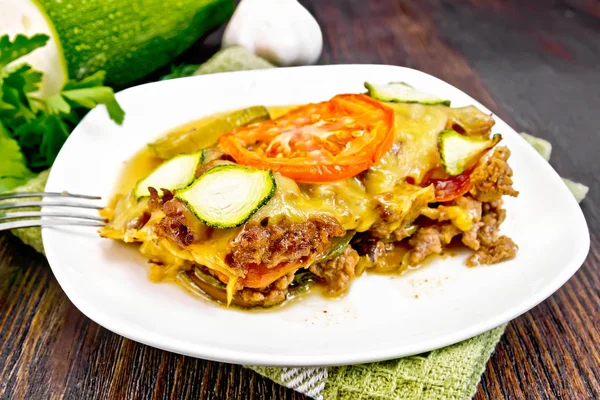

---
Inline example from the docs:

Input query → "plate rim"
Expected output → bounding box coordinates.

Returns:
[42,64,590,367]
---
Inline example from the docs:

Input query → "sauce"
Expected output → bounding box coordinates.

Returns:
[109,105,300,202]
[368,243,410,274]
[110,148,162,208]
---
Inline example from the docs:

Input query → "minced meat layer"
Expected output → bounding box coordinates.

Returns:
[255,147,517,305]
[237,272,295,307]
[363,147,519,269]
[228,216,345,270]
[309,246,360,296]
[154,147,518,307]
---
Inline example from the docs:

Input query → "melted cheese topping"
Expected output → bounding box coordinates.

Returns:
[101,102,494,286]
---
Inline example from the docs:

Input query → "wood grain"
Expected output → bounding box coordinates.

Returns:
[1,0,598,399]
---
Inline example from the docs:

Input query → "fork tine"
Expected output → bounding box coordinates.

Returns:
[0,211,107,222]
[0,192,101,200]
[0,201,104,211]
[0,191,107,232]
[0,219,105,232]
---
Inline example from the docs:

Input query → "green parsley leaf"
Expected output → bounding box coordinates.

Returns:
[59,71,125,123]
[44,92,71,115]
[0,122,35,192]
[4,64,43,92]
[0,63,43,134]
[160,64,199,80]
[0,34,49,68]
[0,34,125,190]
[56,84,125,124]
[63,70,107,89]
[13,115,70,167]
[62,86,114,109]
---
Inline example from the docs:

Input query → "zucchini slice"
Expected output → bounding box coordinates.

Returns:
[176,164,276,228]
[439,130,501,176]
[149,106,270,159]
[134,152,202,199]
[365,82,451,106]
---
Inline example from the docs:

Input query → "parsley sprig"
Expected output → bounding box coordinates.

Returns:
[0,34,125,191]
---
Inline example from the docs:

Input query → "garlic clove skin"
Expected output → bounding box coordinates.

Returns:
[222,0,323,67]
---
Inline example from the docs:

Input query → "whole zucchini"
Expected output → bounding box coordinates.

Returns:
[2,0,234,95]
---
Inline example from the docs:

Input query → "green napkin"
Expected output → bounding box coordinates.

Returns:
[5,169,49,254]
[6,47,588,400]
[250,326,505,399]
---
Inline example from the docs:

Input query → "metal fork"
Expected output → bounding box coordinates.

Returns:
[0,192,106,231]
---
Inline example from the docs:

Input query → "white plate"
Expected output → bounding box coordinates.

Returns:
[43,65,590,367]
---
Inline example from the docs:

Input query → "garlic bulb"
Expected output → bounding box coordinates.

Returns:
[222,0,323,66]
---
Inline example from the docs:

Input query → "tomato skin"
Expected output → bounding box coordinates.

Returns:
[215,262,300,289]
[424,168,473,202]
[424,144,499,202]
[240,262,300,288]
[219,94,395,182]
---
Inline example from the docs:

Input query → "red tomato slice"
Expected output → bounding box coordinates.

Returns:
[430,173,472,202]
[219,94,395,182]
[424,168,473,202]
[240,262,301,289]
[216,263,301,289]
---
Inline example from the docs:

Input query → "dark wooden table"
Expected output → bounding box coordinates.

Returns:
[1,1,599,399]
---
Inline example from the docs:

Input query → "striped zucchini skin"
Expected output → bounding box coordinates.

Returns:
[37,0,234,86]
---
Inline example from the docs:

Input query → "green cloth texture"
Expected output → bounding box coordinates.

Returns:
[5,46,588,400]
[4,169,50,254]
[193,46,275,75]
[250,325,505,400]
